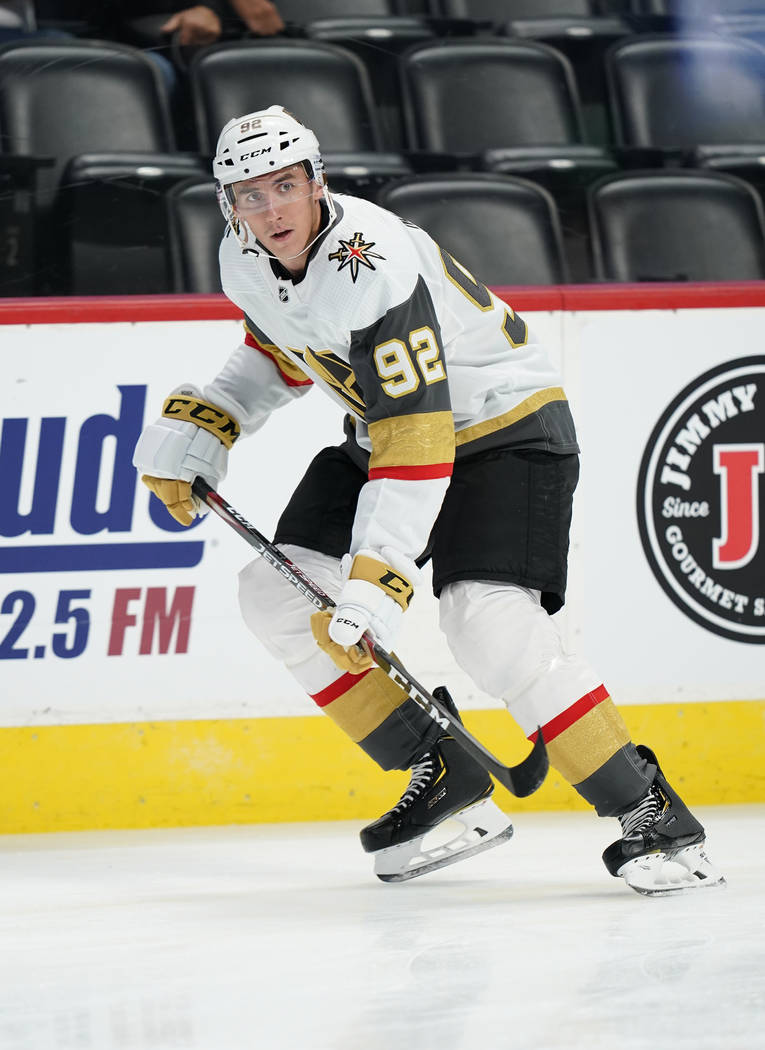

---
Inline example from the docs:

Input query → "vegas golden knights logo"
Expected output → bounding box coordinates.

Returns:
[637,356,765,643]
[328,232,384,283]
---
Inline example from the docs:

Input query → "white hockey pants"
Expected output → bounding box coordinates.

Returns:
[238,547,650,812]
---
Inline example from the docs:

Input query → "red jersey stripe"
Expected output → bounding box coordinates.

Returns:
[368,463,454,481]
[244,331,313,387]
[310,668,373,708]
[529,683,610,744]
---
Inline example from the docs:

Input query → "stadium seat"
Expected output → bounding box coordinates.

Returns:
[587,169,765,280]
[437,0,611,25]
[0,1,36,31]
[376,172,569,284]
[189,39,412,188]
[401,38,583,154]
[277,0,398,18]
[605,34,765,151]
[493,2,632,146]
[163,169,405,295]
[399,38,614,177]
[0,38,177,292]
[629,0,765,15]
[60,154,209,295]
[0,156,52,296]
[0,39,175,208]
[301,18,437,150]
[720,14,765,39]
[498,0,630,41]
[399,36,615,279]
[166,177,225,294]
[690,141,765,194]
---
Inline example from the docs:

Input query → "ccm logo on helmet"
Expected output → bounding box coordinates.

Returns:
[240,147,272,160]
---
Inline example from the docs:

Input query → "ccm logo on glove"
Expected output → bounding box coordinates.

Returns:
[313,549,416,673]
[376,569,414,607]
[350,556,414,612]
[132,384,240,527]
[163,394,241,449]
[310,610,374,675]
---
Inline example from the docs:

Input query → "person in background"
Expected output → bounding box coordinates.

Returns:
[101,0,284,49]
[75,1,285,145]
[160,0,284,46]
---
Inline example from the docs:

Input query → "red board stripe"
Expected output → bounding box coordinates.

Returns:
[529,683,609,744]
[368,463,454,481]
[310,668,372,708]
[0,294,236,324]
[2,282,765,326]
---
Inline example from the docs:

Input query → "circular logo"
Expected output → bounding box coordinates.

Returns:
[637,356,765,644]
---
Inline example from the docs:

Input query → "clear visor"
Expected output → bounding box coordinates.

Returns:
[226,169,317,216]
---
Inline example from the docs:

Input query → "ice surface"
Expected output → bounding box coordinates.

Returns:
[1,806,762,1050]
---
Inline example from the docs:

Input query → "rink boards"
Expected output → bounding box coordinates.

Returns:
[1,287,764,831]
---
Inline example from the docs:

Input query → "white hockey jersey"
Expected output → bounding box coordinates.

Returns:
[206,192,578,564]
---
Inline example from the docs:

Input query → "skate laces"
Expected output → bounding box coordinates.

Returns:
[392,752,437,815]
[619,784,664,838]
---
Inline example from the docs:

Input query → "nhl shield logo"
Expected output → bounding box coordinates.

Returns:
[637,356,765,643]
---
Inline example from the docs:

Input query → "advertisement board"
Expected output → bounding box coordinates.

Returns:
[1,288,763,829]
[564,304,765,704]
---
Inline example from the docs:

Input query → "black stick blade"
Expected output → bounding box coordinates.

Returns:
[491,729,548,798]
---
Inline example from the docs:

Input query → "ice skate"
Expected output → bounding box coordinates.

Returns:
[603,745,726,896]
[360,724,513,883]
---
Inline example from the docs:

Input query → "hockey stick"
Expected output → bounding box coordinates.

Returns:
[192,477,548,798]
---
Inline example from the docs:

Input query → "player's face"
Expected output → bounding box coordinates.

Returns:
[232,165,323,272]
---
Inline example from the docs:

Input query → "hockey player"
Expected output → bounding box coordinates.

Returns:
[133,106,724,894]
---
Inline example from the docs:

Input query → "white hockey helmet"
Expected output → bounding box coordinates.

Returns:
[213,105,334,252]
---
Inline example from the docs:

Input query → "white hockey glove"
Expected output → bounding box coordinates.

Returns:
[310,612,374,675]
[311,549,416,673]
[132,385,240,526]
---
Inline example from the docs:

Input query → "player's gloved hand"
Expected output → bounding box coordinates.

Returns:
[141,477,199,526]
[132,384,240,527]
[313,549,416,672]
[310,611,374,674]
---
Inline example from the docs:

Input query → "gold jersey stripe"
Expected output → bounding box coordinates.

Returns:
[455,387,567,448]
[322,668,408,742]
[368,411,455,471]
[545,698,632,785]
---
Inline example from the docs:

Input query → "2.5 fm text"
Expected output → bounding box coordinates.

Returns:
[0,587,195,659]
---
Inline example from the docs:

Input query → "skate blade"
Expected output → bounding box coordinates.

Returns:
[618,843,726,897]
[373,798,513,884]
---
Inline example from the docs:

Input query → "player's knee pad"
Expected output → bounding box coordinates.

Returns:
[439,580,602,736]
[439,580,562,701]
[238,544,342,667]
